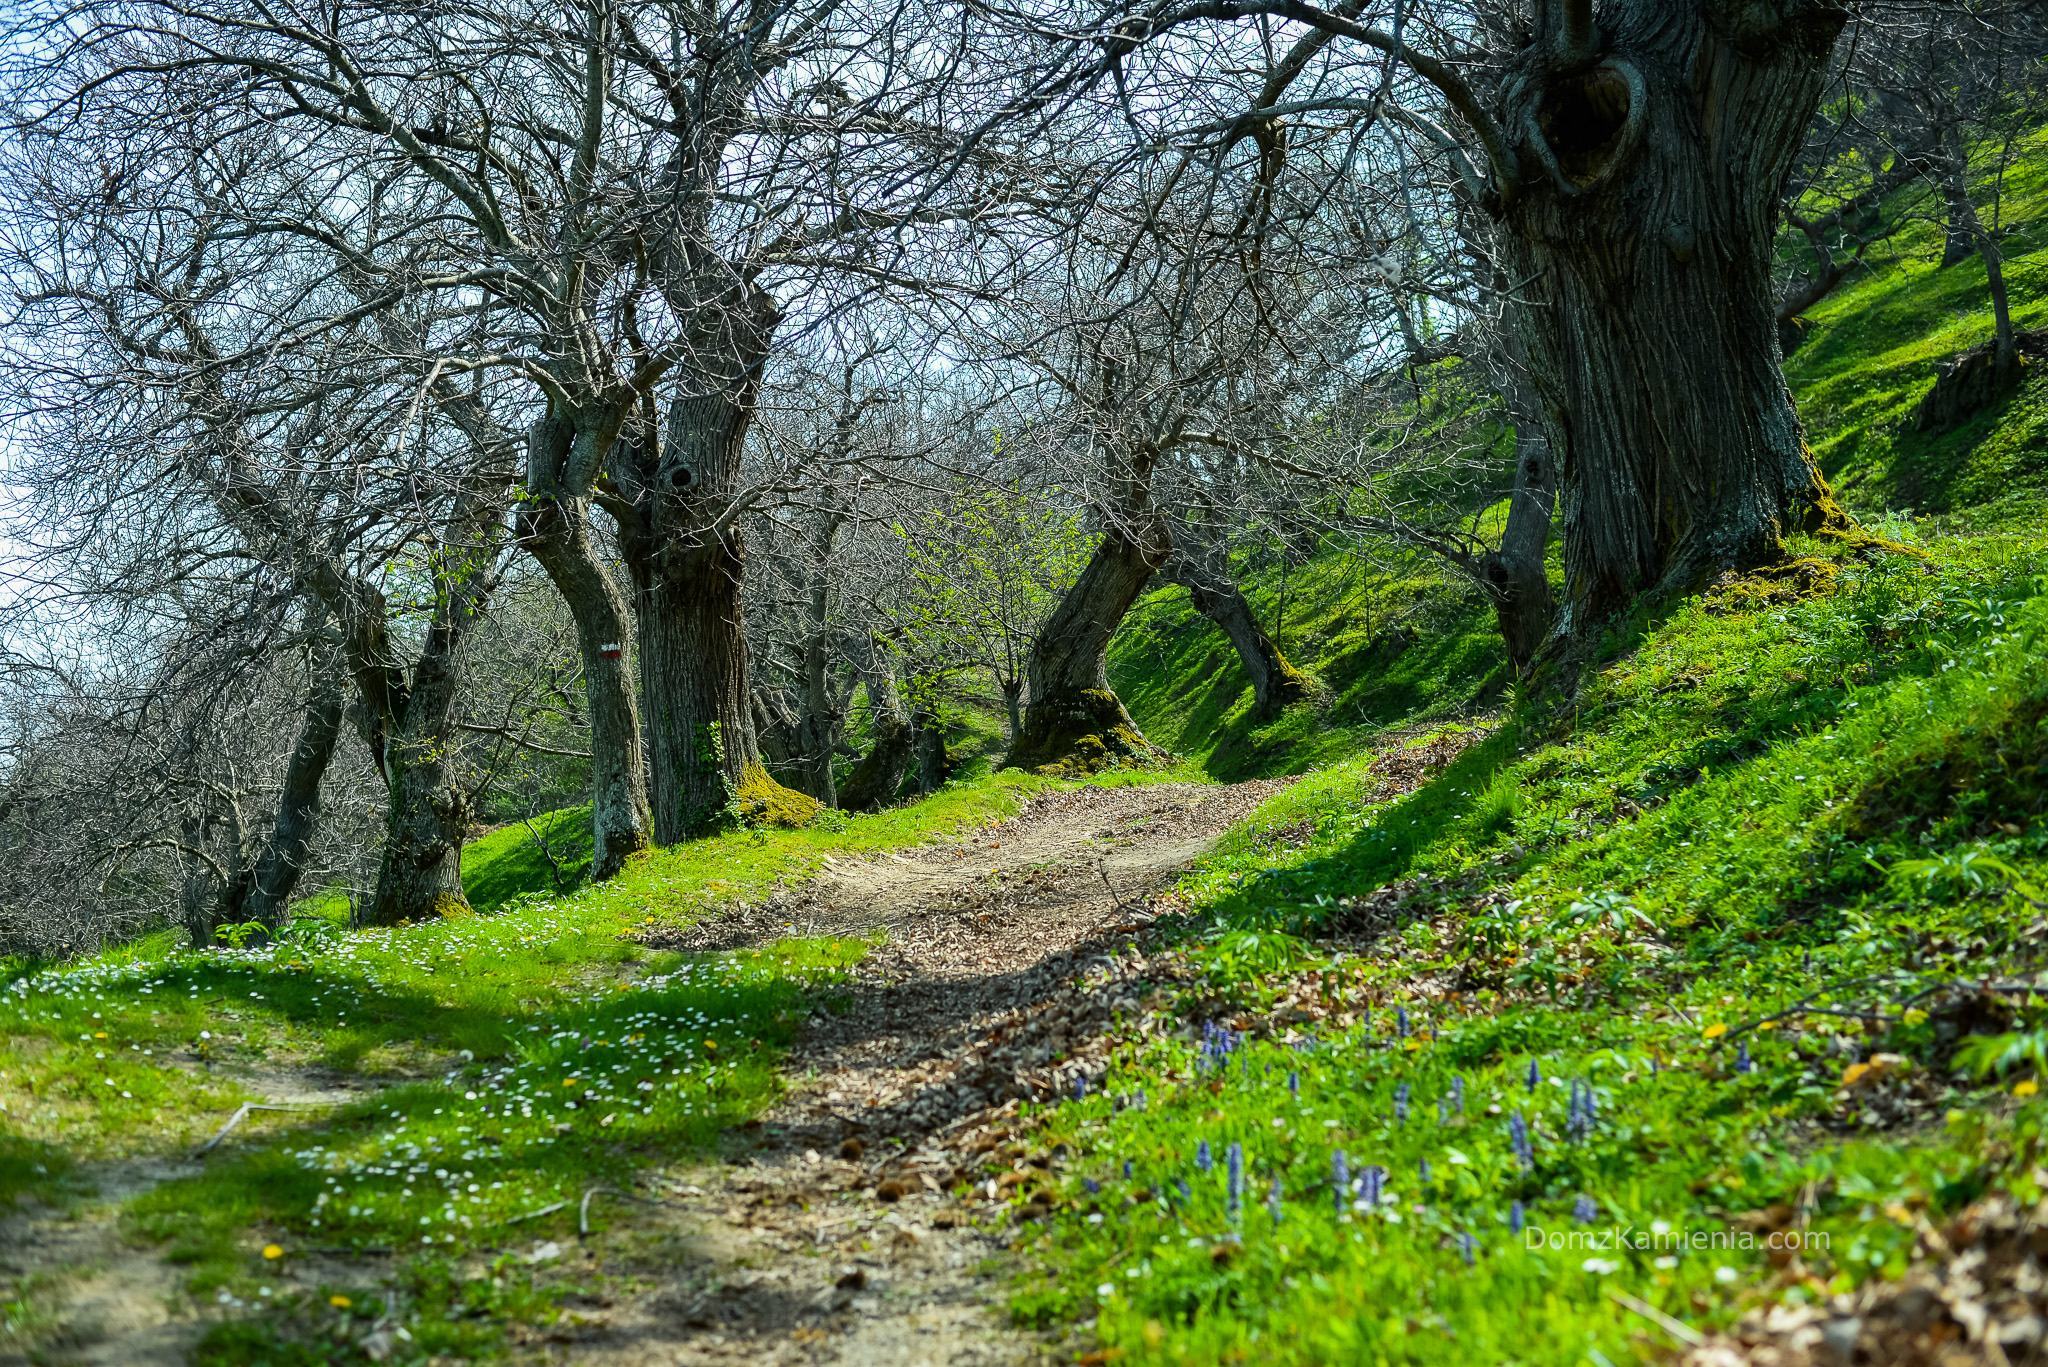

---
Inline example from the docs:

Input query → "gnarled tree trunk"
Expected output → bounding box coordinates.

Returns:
[363,634,471,925]
[360,489,506,925]
[1166,555,1307,720]
[1501,2,1849,632]
[213,651,347,937]
[522,412,652,878]
[632,527,758,836]
[1006,504,1171,772]
[838,639,911,811]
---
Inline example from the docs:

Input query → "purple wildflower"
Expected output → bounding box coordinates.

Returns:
[1360,1164,1384,1208]
[1458,1231,1476,1266]
[1073,1074,1087,1102]
[1509,1111,1533,1171]
[1418,1157,1432,1186]
[1332,1151,1349,1214]
[1085,1178,1101,1194]
[1288,1070,1300,1097]
[1176,1178,1191,1203]
[1394,1082,1410,1124]
[1197,1139,1212,1173]
[1122,1160,1133,1181]
[1509,1200,1525,1235]
[1397,1007,1411,1037]
[1526,1058,1541,1092]
[1226,1143,1244,1218]
[1451,1075,1466,1115]
[1736,1041,1754,1074]
[1573,1194,1598,1225]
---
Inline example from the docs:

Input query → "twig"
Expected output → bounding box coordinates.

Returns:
[576,1184,670,1237]
[506,1200,568,1225]
[192,1101,315,1156]
[1604,1288,1705,1348]
[1098,862,1124,913]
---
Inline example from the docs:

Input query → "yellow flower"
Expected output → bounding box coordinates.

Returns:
[1403,1039,1424,1052]
[93,1031,107,1039]
[262,1244,283,1260]
[563,1077,579,1087]
[1703,1023,1728,1040]
[1902,1008,1929,1027]
[2015,1079,2039,1098]
[330,1294,352,1309]
[704,1039,719,1052]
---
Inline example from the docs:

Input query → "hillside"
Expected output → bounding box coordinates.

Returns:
[0,138,2044,1367]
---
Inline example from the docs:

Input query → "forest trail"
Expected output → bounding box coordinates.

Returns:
[0,1070,380,1367]
[565,778,1293,1367]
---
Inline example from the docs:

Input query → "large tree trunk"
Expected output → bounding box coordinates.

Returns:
[363,646,470,926]
[1005,508,1171,772]
[613,299,818,838]
[1502,3,1849,632]
[216,654,347,934]
[633,534,757,836]
[522,413,652,877]
[838,638,911,811]
[361,492,504,926]
[1166,555,1307,721]
[794,629,839,808]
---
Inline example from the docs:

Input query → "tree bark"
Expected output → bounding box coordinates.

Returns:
[625,485,758,838]
[837,639,912,811]
[1476,417,1558,674]
[840,718,911,811]
[1500,2,1851,632]
[360,488,504,926]
[999,676,1025,745]
[214,652,347,936]
[362,634,471,926]
[610,296,801,840]
[521,412,652,877]
[1005,507,1171,772]
[1166,555,1307,720]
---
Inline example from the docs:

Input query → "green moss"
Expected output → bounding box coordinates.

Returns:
[734,762,824,828]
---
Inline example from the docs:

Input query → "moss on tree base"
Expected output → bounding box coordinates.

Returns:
[734,762,824,827]
[1002,688,1166,776]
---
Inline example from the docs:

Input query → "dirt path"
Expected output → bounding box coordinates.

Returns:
[0,778,1286,1366]
[0,1068,380,1367]
[568,779,1291,1367]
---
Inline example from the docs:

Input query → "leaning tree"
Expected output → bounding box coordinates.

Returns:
[1022,0,1880,639]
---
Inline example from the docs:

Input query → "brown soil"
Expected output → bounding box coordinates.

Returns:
[0,1070,376,1367]
[0,779,1287,1366]
[564,778,1292,1366]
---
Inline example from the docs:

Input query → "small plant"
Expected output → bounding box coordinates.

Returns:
[1889,846,2045,904]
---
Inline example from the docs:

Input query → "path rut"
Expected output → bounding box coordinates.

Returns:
[567,779,1290,1367]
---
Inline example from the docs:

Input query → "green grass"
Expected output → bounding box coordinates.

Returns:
[461,808,596,913]
[1000,517,2048,1364]
[1110,547,1509,780]
[0,765,1077,1360]
[1787,128,2048,517]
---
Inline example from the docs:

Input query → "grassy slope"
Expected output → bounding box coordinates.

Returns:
[997,143,2048,1364]
[1013,522,2048,1367]
[1788,128,2048,519]
[0,135,2041,1367]
[0,769,1112,1359]
[1110,549,1508,780]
